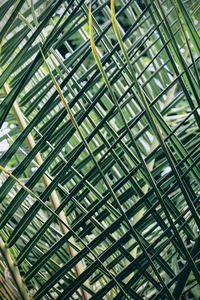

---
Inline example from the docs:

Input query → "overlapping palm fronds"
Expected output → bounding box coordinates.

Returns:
[0,0,200,299]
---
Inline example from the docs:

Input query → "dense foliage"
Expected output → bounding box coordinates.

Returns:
[0,0,200,299]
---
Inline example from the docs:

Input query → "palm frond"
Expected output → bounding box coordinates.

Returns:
[0,0,200,299]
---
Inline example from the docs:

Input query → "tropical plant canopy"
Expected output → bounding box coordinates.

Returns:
[0,0,200,299]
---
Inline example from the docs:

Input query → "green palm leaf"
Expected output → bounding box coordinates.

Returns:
[0,0,199,299]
